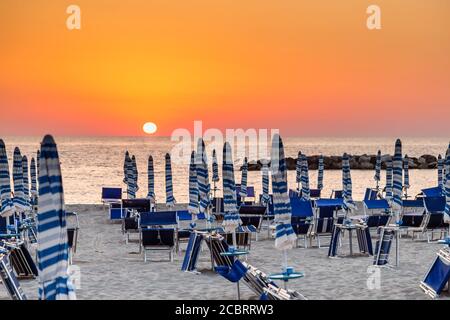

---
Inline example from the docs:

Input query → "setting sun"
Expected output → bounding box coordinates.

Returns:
[143,122,158,135]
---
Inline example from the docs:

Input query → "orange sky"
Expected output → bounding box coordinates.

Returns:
[0,0,449,136]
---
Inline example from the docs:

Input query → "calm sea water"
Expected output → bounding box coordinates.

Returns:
[1,136,448,204]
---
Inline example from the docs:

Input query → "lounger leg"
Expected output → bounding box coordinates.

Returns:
[144,250,147,263]
[317,236,321,248]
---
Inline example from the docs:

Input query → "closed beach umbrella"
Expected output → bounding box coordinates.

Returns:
[127,155,138,199]
[444,145,450,188]
[261,161,270,206]
[147,155,155,201]
[22,156,30,207]
[222,142,240,241]
[300,153,310,201]
[374,150,381,189]
[403,155,410,198]
[438,154,444,189]
[212,149,219,197]
[196,139,210,214]
[123,151,130,184]
[239,157,248,199]
[188,151,199,222]
[0,140,14,217]
[124,153,133,199]
[342,153,356,211]
[30,157,37,198]
[444,152,450,224]
[13,147,27,211]
[37,135,76,300]
[37,150,40,177]
[385,160,393,202]
[392,139,403,221]
[271,134,296,252]
[317,155,324,191]
[165,153,176,207]
[296,151,302,192]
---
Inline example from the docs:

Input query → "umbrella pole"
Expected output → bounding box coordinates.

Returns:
[232,231,237,249]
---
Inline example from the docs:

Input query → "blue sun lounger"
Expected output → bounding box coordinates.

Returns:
[421,187,443,198]
[102,187,122,204]
[0,250,27,300]
[328,223,373,257]
[139,211,178,262]
[409,197,448,242]
[290,197,313,248]
[181,232,204,272]
[401,199,425,228]
[420,247,450,299]
[310,199,344,248]
[362,199,391,228]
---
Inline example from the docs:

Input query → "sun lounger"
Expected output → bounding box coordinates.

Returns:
[420,247,450,299]
[328,224,372,257]
[239,205,265,241]
[420,187,443,198]
[204,234,305,300]
[122,198,152,243]
[409,197,448,242]
[181,232,204,272]
[361,199,391,228]
[401,199,425,228]
[139,211,178,262]
[310,199,344,248]
[290,197,313,248]
[101,187,122,205]
[0,251,27,300]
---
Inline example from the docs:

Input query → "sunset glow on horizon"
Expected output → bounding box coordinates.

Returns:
[0,0,449,137]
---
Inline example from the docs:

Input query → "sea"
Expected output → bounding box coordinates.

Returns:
[1,136,448,204]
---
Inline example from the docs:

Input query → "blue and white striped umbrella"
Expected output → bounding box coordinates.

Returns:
[13,147,27,211]
[300,153,310,201]
[317,155,324,190]
[212,149,219,183]
[147,155,155,201]
[222,142,240,233]
[123,151,130,184]
[127,155,138,199]
[271,134,296,251]
[239,157,248,198]
[444,152,450,223]
[30,157,38,198]
[37,150,40,177]
[165,153,176,207]
[188,151,199,217]
[444,145,450,188]
[392,139,403,219]
[196,139,210,214]
[438,154,444,189]
[261,161,270,206]
[342,153,356,211]
[0,140,14,217]
[403,155,410,194]
[296,151,302,191]
[125,154,134,199]
[374,150,381,189]
[22,155,30,207]
[385,159,393,202]
[37,135,76,300]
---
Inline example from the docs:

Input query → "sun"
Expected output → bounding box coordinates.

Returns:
[143,122,158,135]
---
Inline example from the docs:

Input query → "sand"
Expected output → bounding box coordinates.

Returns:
[1,203,448,300]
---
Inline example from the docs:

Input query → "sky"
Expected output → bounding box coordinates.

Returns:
[0,0,449,137]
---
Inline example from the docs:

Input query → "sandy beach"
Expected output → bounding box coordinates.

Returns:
[1,202,448,300]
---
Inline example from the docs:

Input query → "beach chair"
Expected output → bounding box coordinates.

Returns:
[101,187,122,205]
[204,234,305,300]
[122,198,152,243]
[420,247,450,299]
[373,227,395,266]
[401,199,425,229]
[290,197,313,248]
[0,251,27,300]
[239,205,265,241]
[361,199,391,229]
[310,199,343,248]
[176,210,207,252]
[139,211,178,262]
[236,185,255,206]
[330,190,343,199]
[2,240,38,279]
[409,197,448,242]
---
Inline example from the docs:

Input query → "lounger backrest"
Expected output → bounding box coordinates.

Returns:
[289,189,300,198]
[290,198,313,218]
[235,185,255,198]
[212,197,224,213]
[239,205,266,215]
[141,228,175,246]
[122,198,151,212]
[240,216,262,229]
[402,199,424,209]
[310,189,321,198]
[333,190,343,199]
[424,196,446,213]
[0,217,7,234]
[102,187,122,200]
[364,199,390,210]
[422,187,443,198]
[364,188,378,201]
[140,211,178,227]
